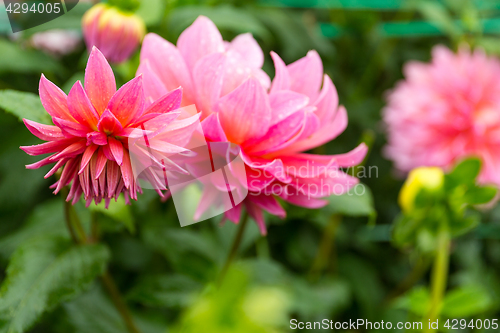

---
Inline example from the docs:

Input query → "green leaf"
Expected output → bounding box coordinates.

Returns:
[0,200,67,259]
[127,274,202,308]
[0,40,61,74]
[447,158,481,187]
[65,286,167,333]
[0,90,51,124]
[0,236,110,333]
[464,185,497,205]
[322,184,376,218]
[393,287,430,317]
[442,285,493,318]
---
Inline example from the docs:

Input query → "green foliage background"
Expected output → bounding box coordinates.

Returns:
[0,0,500,332]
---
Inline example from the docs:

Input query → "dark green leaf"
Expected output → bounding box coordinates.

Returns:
[65,286,167,333]
[127,274,202,308]
[0,90,51,124]
[0,200,67,259]
[0,236,110,333]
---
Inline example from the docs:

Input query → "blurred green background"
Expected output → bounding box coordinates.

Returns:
[1,0,500,332]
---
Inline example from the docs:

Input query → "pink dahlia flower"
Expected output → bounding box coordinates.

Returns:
[384,45,500,185]
[21,47,196,207]
[137,15,270,118]
[82,3,145,63]
[138,16,367,234]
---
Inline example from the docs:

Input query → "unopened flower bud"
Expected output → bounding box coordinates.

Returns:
[82,3,145,63]
[399,167,444,212]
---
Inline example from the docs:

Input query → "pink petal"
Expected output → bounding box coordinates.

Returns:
[55,159,78,194]
[176,16,224,70]
[136,60,168,106]
[67,81,100,129]
[86,132,108,146]
[39,75,73,121]
[79,144,98,174]
[269,91,309,126]
[26,155,54,169]
[297,111,320,140]
[84,47,117,115]
[200,113,227,142]
[288,50,323,102]
[45,158,66,178]
[108,137,124,166]
[192,53,226,118]
[106,162,120,197]
[21,139,75,156]
[314,75,339,123]
[49,141,87,161]
[289,143,368,170]
[97,109,123,135]
[277,106,348,155]
[245,110,305,155]
[270,52,290,94]
[23,119,63,141]
[246,167,275,192]
[245,199,267,235]
[52,117,90,137]
[217,78,271,145]
[120,150,133,188]
[242,154,290,183]
[144,88,182,115]
[95,147,107,179]
[228,33,264,69]
[107,76,145,126]
[140,33,194,105]
[281,190,328,209]
[220,50,253,97]
[249,194,286,219]
[224,203,242,223]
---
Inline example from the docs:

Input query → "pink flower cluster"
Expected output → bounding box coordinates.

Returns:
[22,16,365,234]
[384,46,500,186]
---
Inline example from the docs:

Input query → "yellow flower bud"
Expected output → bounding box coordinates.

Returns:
[399,167,444,212]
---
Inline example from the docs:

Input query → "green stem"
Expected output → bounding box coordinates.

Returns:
[425,230,451,332]
[308,214,342,281]
[101,271,141,333]
[218,212,249,286]
[61,192,141,333]
[63,198,79,243]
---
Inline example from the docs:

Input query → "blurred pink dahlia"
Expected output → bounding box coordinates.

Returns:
[21,47,194,207]
[138,16,367,234]
[384,45,500,185]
